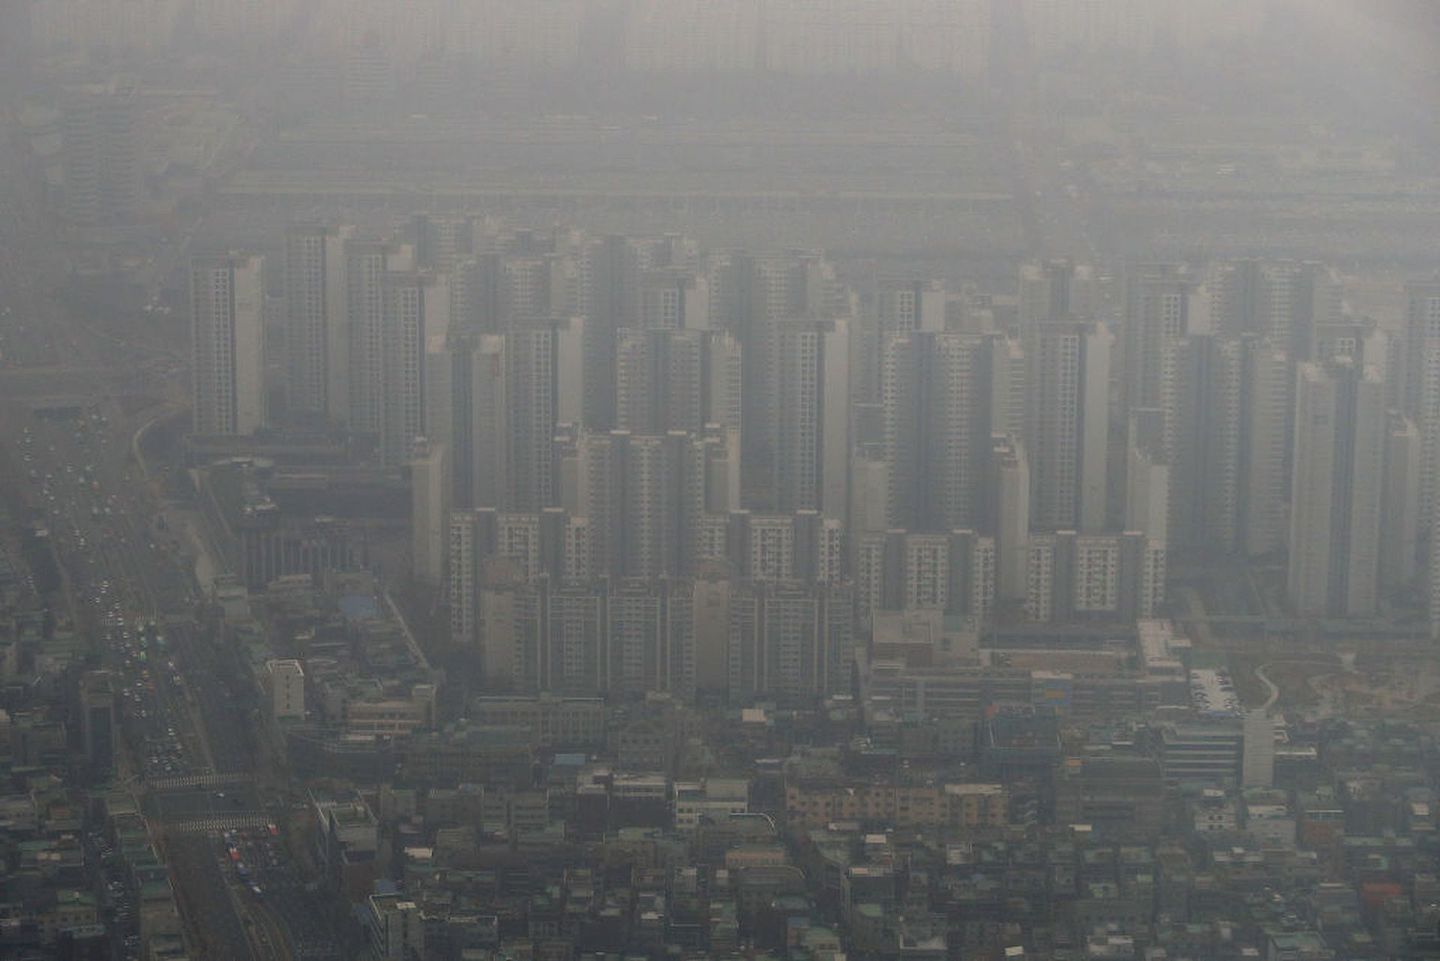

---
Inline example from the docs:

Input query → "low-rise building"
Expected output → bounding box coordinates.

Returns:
[674,779,750,831]
[265,658,305,721]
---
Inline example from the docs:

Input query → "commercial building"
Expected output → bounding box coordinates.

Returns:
[1158,718,1244,787]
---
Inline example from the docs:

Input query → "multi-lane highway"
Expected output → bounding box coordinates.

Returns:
[0,99,343,961]
[8,380,272,961]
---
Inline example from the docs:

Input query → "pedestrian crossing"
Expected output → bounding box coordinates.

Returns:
[163,812,269,835]
[146,772,249,792]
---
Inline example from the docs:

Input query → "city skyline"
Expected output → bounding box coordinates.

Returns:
[5,2,1440,960]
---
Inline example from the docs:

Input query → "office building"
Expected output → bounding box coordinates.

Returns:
[191,253,266,436]
[1287,360,1386,618]
[1158,717,1244,787]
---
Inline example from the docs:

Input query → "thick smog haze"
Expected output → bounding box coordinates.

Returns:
[3,2,1440,960]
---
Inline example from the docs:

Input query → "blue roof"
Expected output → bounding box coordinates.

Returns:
[338,594,379,621]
